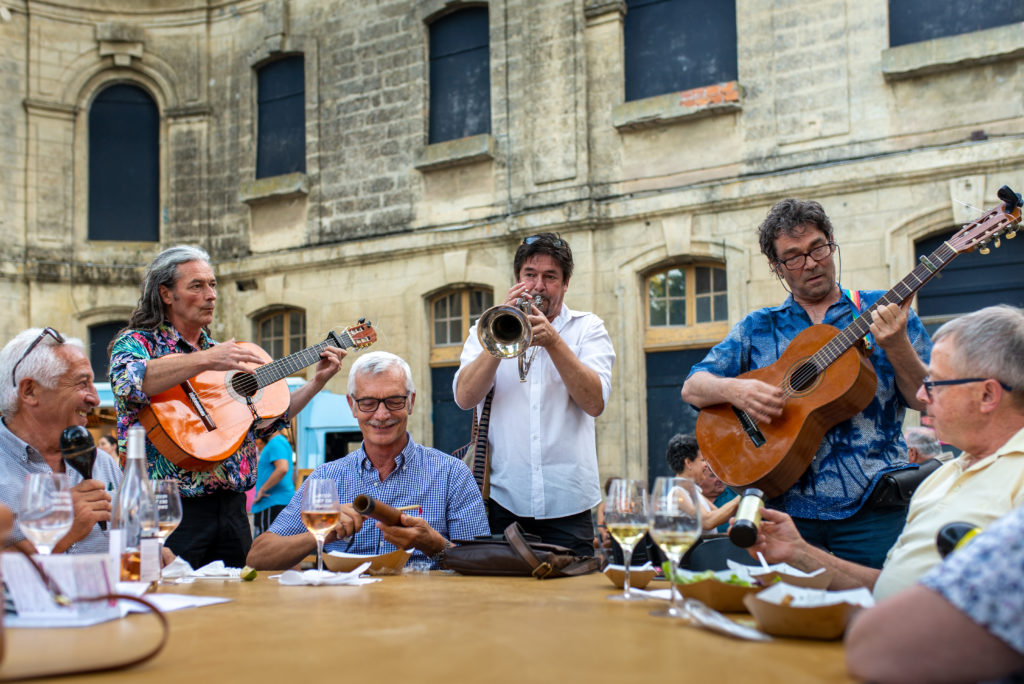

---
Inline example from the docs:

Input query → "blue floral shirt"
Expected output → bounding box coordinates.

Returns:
[268,435,490,567]
[109,322,286,498]
[687,290,931,520]
[920,505,1024,683]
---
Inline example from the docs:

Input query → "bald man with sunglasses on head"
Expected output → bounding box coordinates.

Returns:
[454,233,615,556]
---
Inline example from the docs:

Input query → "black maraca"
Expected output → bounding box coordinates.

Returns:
[60,425,106,530]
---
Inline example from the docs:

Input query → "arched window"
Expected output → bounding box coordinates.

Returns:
[624,0,737,102]
[645,263,728,347]
[428,6,491,143]
[430,287,493,362]
[255,308,306,366]
[256,55,306,178]
[88,84,159,241]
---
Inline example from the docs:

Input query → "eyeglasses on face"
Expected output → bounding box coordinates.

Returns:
[11,327,65,388]
[921,377,1013,402]
[777,242,836,271]
[522,235,568,248]
[351,395,409,413]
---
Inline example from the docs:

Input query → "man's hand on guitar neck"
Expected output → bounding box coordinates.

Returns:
[682,372,786,425]
[866,302,928,411]
[141,340,267,397]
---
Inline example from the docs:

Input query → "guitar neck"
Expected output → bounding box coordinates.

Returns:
[812,240,958,368]
[250,331,350,388]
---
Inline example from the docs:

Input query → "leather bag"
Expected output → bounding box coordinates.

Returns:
[443,523,602,579]
[864,457,944,510]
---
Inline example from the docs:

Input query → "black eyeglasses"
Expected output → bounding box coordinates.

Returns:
[11,327,65,388]
[922,377,1013,401]
[777,242,836,271]
[522,235,568,248]
[351,395,409,413]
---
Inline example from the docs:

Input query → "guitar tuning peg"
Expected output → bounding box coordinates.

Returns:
[359,317,365,324]
[979,244,990,255]
[1006,230,1017,239]
[994,237,1001,248]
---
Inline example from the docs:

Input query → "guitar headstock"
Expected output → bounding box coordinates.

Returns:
[339,319,377,350]
[948,185,1021,255]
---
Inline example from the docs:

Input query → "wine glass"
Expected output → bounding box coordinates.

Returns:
[151,479,182,582]
[301,479,341,582]
[648,477,702,619]
[18,473,74,555]
[604,478,649,602]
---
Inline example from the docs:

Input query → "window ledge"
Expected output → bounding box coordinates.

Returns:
[612,81,742,132]
[414,133,495,172]
[882,23,1024,81]
[240,172,308,205]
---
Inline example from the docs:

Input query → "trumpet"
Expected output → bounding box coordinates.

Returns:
[477,294,543,382]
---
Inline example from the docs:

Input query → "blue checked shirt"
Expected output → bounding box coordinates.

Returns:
[687,290,931,520]
[268,434,489,567]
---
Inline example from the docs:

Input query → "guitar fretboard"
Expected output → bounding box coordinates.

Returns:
[250,331,353,389]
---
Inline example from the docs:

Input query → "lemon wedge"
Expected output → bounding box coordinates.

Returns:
[240,566,258,581]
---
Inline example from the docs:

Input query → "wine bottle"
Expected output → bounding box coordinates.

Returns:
[112,425,158,582]
[729,488,766,548]
[936,522,981,559]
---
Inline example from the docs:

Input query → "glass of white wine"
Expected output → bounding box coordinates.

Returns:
[151,478,182,582]
[301,479,341,583]
[648,476,702,619]
[18,473,74,555]
[604,478,649,602]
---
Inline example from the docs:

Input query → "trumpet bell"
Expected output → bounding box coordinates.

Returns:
[477,304,533,359]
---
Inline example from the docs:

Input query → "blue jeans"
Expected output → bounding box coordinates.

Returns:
[792,504,908,569]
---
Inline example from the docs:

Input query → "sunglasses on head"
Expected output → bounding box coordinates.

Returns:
[522,235,568,248]
[11,327,65,388]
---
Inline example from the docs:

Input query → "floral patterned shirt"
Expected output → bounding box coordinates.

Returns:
[109,322,286,498]
[686,290,932,520]
[920,504,1024,683]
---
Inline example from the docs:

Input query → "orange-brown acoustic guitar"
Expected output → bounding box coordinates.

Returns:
[696,186,1022,499]
[139,321,377,472]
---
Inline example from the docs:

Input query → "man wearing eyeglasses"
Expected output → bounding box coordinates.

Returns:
[682,199,931,567]
[749,305,1024,605]
[453,233,615,556]
[109,245,347,569]
[0,328,122,554]
[247,352,488,569]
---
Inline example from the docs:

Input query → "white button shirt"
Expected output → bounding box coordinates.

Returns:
[454,304,615,519]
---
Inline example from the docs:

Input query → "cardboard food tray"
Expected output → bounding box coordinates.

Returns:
[603,566,657,589]
[742,592,862,640]
[751,568,835,589]
[324,548,412,575]
[676,578,759,613]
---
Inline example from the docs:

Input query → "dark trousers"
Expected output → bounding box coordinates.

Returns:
[793,503,909,569]
[167,490,252,569]
[252,504,286,538]
[488,499,595,557]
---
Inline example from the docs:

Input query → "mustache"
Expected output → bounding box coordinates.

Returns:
[367,419,400,428]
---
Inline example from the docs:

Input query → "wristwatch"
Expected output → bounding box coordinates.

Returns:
[431,538,451,566]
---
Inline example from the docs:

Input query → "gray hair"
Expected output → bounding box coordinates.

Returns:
[0,328,85,417]
[932,304,1024,409]
[347,351,414,395]
[127,245,211,330]
[904,426,941,458]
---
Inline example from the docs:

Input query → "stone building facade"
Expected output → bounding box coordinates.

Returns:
[1,0,1022,480]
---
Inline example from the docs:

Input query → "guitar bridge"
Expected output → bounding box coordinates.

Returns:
[733,406,766,447]
[181,380,217,431]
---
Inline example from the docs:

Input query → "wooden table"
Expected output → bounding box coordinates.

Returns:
[4,572,855,683]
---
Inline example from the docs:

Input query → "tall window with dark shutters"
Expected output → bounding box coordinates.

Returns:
[428,6,491,144]
[256,55,306,179]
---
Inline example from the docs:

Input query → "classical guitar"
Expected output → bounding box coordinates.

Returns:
[696,186,1022,499]
[139,321,377,472]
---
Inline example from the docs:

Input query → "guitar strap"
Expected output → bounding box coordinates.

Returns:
[842,288,874,352]
[470,389,495,501]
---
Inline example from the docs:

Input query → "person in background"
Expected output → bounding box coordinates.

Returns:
[251,429,295,537]
[700,463,737,533]
[97,432,118,458]
[665,433,739,531]
[0,328,122,554]
[845,502,1024,682]
[903,425,947,465]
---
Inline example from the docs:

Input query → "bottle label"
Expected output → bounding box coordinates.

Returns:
[139,538,161,583]
[736,494,765,527]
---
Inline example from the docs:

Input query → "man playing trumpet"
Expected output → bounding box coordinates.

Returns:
[454,233,615,555]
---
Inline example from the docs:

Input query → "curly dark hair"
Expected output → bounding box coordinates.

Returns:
[757,199,834,265]
[665,433,700,475]
[513,233,573,282]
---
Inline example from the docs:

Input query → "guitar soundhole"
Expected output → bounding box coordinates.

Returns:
[789,362,819,393]
[230,372,259,398]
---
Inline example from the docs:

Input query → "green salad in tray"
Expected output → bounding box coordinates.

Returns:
[662,563,758,587]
